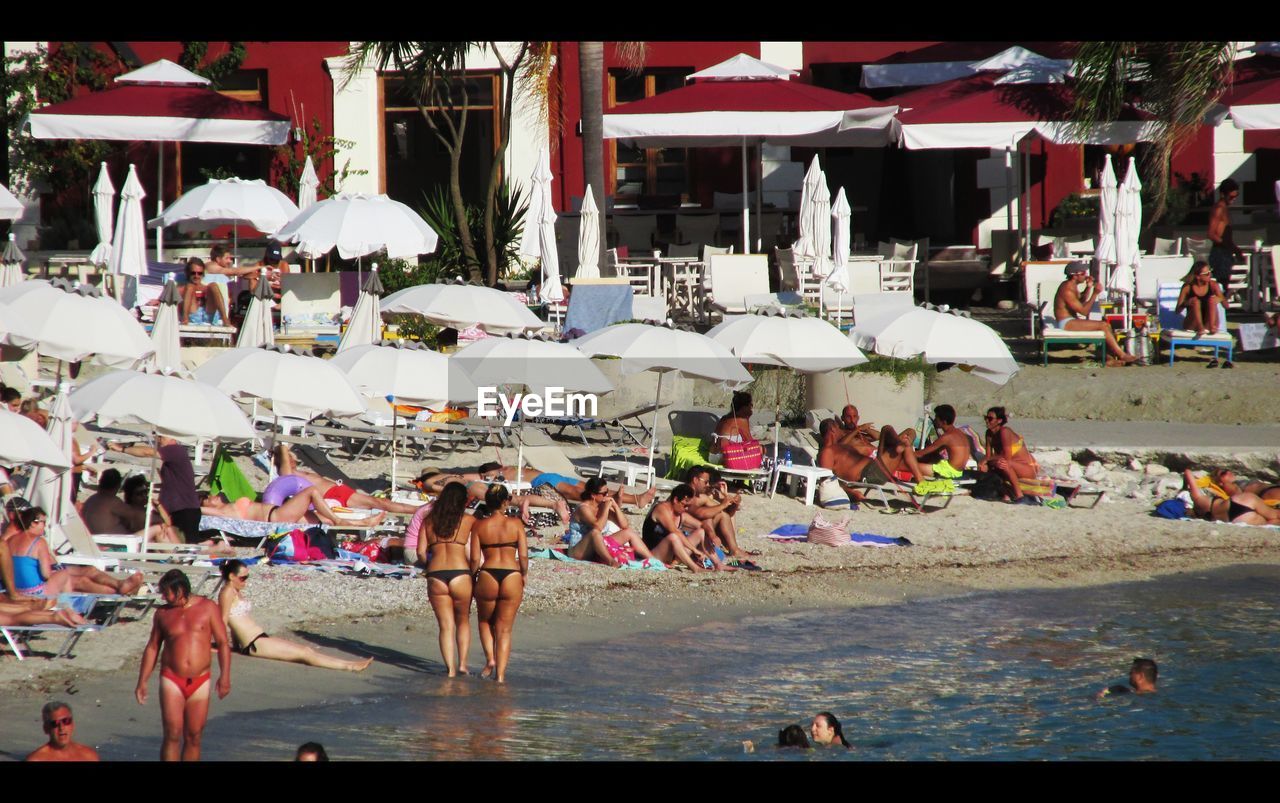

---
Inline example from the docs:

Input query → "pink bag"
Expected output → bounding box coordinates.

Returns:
[807,511,851,547]
[721,438,764,470]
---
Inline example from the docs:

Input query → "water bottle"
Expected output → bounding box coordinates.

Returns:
[785,448,793,467]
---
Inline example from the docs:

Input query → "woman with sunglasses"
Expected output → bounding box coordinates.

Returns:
[470,485,527,683]
[419,483,476,677]
[217,560,372,671]
[1176,260,1227,339]
[979,407,1039,504]
[3,507,145,598]
[178,258,230,327]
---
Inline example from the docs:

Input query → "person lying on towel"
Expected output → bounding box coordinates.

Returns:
[200,492,385,528]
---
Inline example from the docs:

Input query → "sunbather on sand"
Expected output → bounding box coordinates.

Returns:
[640,484,732,572]
[1183,469,1280,526]
[414,471,570,525]
[565,477,666,567]
[815,419,923,497]
[268,445,422,515]
[200,491,385,527]
[978,407,1040,504]
[684,467,758,560]
[910,404,972,479]
[1210,469,1280,503]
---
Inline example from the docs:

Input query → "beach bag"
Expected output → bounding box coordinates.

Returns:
[270,529,325,562]
[721,438,764,471]
[306,526,338,559]
[969,472,1006,501]
[343,539,384,562]
[816,477,852,510]
[808,510,852,547]
[1154,499,1189,520]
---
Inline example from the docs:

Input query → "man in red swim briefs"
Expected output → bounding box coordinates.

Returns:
[136,569,231,761]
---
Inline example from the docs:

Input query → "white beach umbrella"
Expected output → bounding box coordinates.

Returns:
[1095,154,1118,273]
[1111,158,1141,314]
[337,266,385,352]
[577,184,601,280]
[273,193,439,261]
[380,283,545,335]
[520,148,563,306]
[149,278,183,372]
[0,182,22,220]
[2,233,25,289]
[108,164,147,281]
[23,388,75,526]
[0,408,70,471]
[827,188,852,327]
[793,155,822,258]
[89,162,116,267]
[195,345,366,421]
[235,269,276,349]
[297,155,319,212]
[519,147,548,260]
[851,306,1019,385]
[809,170,832,281]
[575,322,752,484]
[149,177,300,259]
[329,340,478,407]
[0,279,154,369]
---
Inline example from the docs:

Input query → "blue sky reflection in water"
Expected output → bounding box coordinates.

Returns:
[104,565,1280,760]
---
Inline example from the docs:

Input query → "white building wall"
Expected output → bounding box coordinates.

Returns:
[4,41,47,249]
[759,42,803,71]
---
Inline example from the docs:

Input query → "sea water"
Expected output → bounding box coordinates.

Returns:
[101,564,1280,760]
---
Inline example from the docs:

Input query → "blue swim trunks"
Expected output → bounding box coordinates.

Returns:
[531,473,576,491]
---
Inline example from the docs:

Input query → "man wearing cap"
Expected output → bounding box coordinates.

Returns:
[1052,262,1138,366]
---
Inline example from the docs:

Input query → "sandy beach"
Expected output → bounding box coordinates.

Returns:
[2,358,1279,758]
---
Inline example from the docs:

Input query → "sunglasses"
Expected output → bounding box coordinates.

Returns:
[32,519,47,525]
[46,716,73,727]
[236,574,249,582]
[984,415,998,421]
[190,271,205,277]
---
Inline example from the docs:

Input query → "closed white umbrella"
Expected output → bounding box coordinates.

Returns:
[380,283,545,335]
[1095,154,1118,275]
[852,306,1019,385]
[809,168,832,282]
[149,278,183,372]
[329,340,478,407]
[827,188,852,327]
[235,269,275,349]
[23,388,75,526]
[519,148,548,261]
[0,279,154,369]
[0,182,22,220]
[297,155,319,212]
[338,266,385,352]
[195,344,366,421]
[575,322,752,485]
[273,193,439,260]
[89,162,116,267]
[2,233,25,289]
[520,148,563,307]
[577,184,601,280]
[108,165,147,297]
[1112,157,1142,329]
[149,177,300,259]
[793,155,822,258]
[0,408,70,470]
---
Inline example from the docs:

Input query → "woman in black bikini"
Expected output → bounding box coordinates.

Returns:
[1176,260,1227,338]
[1183,469,1280,525]
[419,483,475,677]
[470,485,527,683]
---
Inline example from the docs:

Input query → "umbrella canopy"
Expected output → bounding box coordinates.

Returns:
[0,279,154,368]
[0,408,71,470]
[894,73,1156,150]
[452,333,613,399]
[798,158,832,279]
[706,312,867,373]
[23,389,75,524]
[70,368,254,441]
[577,184,601,280]
[1218,73,1280,129]
[380,283,545,335]
[149,278,183,372]
[2,233,25,289]
[23,59,290,144]
[194,345,366,420]
[298,155,319,212]
[273,193,439,260]
[329,340,478,406]
[1095,153,1119,267]
[337,267,385,352]
[148,177,299,234]
[235,269,276,349]
[0,182,22,220]
[1110,157,1142,299]
[89,162,116,266]
[108,164,147,278]
[851,306,1019,385]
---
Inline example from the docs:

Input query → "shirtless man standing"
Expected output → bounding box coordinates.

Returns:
[1052,262,1137,366]
[136,570,231,762]
[25,701,99,762]
[1207,178,1245,290]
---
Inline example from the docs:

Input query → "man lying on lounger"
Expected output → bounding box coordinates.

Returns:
[200,491,385,527]
[818,412,928,489]
[266,444,422,515]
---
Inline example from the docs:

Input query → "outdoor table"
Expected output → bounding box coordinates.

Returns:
[769,463,834,506]
[599,460,656,488]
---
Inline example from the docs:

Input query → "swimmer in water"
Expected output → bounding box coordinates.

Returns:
[810,711,851,748]
[743,723,812,753]
[1097,657,1158,700]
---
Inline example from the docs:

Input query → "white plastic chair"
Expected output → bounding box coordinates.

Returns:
[1152,236,1182,256]
[675,214,719,247]
[610,215,658,252]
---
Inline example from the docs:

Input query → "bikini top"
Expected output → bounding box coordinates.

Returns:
[229,596,251,619]
[482,541,519,551]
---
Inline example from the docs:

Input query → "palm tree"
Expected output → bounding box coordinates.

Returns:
[1068,42,1237,227]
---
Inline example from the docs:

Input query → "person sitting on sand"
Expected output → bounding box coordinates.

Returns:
[810,712,851,748]
[1052,261,1139,366]
[4,506,146,598]
[419,483,475,677]
[1098,657,1158,699]
[978,407,1040,504]
[910,404,972,480]
[471,485,527,683]
[265,444,423,516]
[566,477,685,568]
[684,467,758,562]
[200,491,385,528]
[640,485,731,573]
[1182,469,1280,526]
[217,560,373,672]
[25,701,99,762]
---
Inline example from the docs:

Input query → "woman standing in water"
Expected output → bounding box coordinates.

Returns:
[470,485,528,683]
[810,712,851,748]
[419,483,475,677]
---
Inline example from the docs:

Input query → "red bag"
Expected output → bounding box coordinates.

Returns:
[721,438,764,470]
[346,540,384,563]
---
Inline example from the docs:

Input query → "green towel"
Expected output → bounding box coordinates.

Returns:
[665,435,713,480]
[209,447,258,502]
[932,460,963,480]
[913,478,956,495]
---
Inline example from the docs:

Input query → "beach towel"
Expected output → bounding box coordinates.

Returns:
[564,284,633,335]
[208,447,257,503]
[1154,499,1190,520]
[528,547,666,570]
[766,524,911,547]
[665,435,713,480]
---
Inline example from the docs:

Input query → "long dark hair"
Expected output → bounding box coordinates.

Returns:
[986,406,1008,426]
[15,506,46,531]
[777,724,811,749]
[219,559,246,581]
[816,711,851,747]
[475,484,510,519]
[425,483,468,542]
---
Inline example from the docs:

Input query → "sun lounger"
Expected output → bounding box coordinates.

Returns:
[666,410,771,491]
[50,517,219,593]
[527,402,670,448]
[2,623,104,660]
